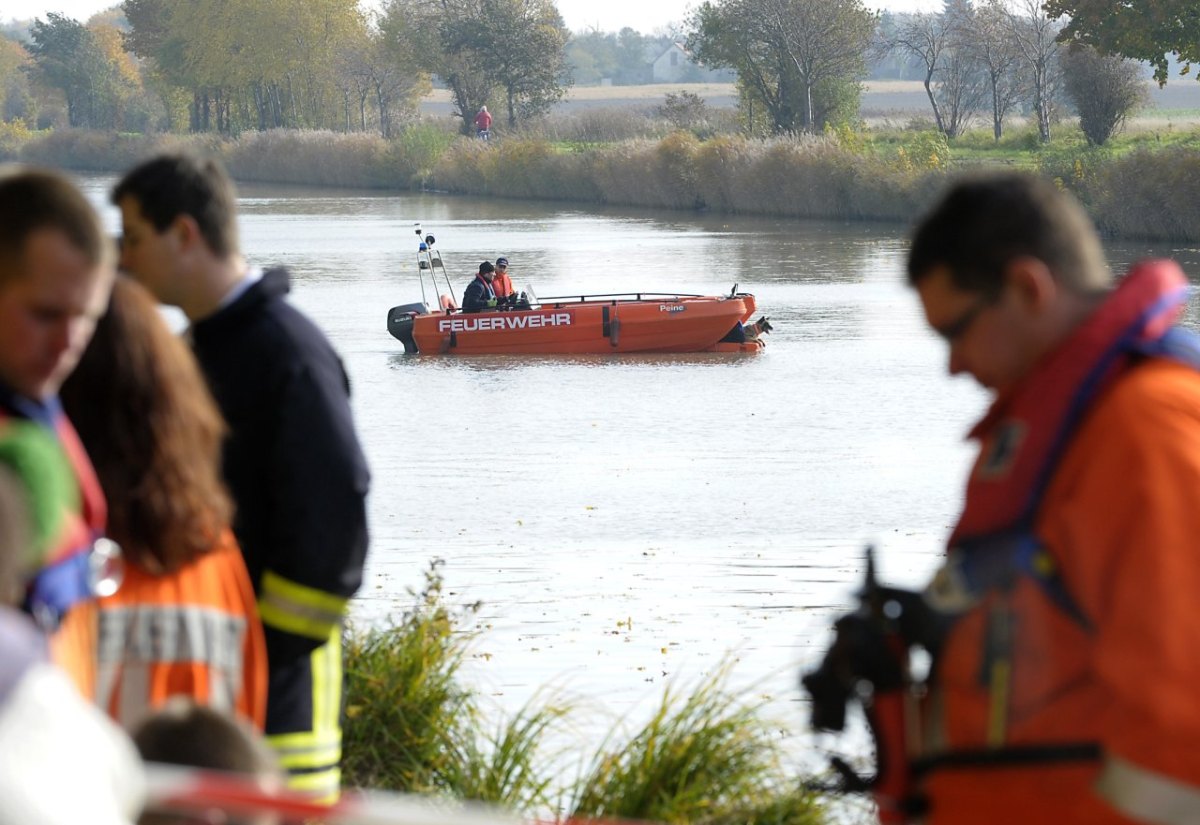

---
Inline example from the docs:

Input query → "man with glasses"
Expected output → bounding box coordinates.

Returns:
[898,172,1200,824]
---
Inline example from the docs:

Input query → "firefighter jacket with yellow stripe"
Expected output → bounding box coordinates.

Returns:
[917,261,1200,825]
[189,268,369,801]
[97,528,267,731]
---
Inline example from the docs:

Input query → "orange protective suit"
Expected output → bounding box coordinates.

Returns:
[917,262,1200,824]
[96,528,267,730]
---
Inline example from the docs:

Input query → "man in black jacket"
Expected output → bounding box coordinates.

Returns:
[113,154,369,803]
[462,261,498,312]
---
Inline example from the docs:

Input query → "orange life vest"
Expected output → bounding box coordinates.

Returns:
[493,271,514,298]
[96,528,267,730]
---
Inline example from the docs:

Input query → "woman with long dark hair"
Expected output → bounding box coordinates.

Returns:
[61,276,266,730]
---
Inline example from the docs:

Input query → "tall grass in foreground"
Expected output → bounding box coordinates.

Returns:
[569,665,824,825]
[342,561,829,824]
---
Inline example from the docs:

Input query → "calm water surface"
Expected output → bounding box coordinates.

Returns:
[81,175,1200,772]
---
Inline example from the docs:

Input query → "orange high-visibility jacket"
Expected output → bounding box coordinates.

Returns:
[96,528,267,730]
[920,357,1200,824]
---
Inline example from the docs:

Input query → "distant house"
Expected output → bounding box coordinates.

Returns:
[650,42,734,84]
[651,43,692,83]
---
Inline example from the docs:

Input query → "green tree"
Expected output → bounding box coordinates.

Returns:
[27,13,122,128]
[338,22,429,137]
[1044,0,1200,86]
[382,0,569,133]
[1061,44,1147,145]
[382,0,495,134]
[687,0,873,133]
[0,36,35,123]
[486,0,569,125]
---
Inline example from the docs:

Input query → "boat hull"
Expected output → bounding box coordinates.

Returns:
[404,295,758,355]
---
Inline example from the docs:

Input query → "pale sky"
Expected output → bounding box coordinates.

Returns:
[3,0,944,35]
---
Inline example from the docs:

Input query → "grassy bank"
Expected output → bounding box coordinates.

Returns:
[5,120,1200,242]
[343,561,827,823]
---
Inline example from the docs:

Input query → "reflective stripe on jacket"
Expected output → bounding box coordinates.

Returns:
[97,529,267,730]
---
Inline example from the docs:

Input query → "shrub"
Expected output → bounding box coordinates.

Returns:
[343,562,832,824]
[342,560,480,793]
[1061,45,1148,146]
[569,664,824,825]
[384,123,457,189]
[18,129,166,172]
[0,118,35,162]
[343,560,571,811]
[1088,148,1200,241]
[223,129,388,188]
[657,91,711,134]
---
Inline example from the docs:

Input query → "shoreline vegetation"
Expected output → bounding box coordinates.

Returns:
[3,105,1198,242]
[343,561,827,823]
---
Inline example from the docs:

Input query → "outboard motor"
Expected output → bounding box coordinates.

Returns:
[387,302,428,353]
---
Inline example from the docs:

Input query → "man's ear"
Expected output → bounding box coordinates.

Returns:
[170,214,204,253]
[1004,256,1057,313]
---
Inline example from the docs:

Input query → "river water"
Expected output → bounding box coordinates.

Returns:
[79,174,1200,782]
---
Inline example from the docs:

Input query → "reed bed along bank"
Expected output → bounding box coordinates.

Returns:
[6,122,1200,242]
[342,561,828,824]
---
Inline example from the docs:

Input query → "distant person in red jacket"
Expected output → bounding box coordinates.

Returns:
[474,106,492,138]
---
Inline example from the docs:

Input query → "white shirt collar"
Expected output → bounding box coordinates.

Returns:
[216,266,264,312]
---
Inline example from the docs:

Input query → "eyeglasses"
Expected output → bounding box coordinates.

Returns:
[937,296,994,343]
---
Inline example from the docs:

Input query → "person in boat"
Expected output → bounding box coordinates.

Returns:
[113,153,370,804]
[893,171,1200,824]
[492,256,514,299]
[462,260,499,312]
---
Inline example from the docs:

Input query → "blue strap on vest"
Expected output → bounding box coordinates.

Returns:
[952,532,1093,631]
[23,546,94,632]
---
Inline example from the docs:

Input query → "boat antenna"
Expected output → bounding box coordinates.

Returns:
[414,224,430,307]
[428,234,455,299]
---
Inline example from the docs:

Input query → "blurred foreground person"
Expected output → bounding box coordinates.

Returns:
[0,423,144,825]
[134,698,282,825]
[0,166,118,697]
[61,277,267,730]
[903,173,1200,823]
[114,154,369,801]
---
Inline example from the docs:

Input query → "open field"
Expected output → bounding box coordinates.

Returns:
[421,79,1200,128]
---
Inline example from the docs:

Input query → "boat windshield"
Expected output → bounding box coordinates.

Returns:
[523,284,539,309]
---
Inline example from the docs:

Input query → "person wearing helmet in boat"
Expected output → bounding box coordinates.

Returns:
[462,261,499,313]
